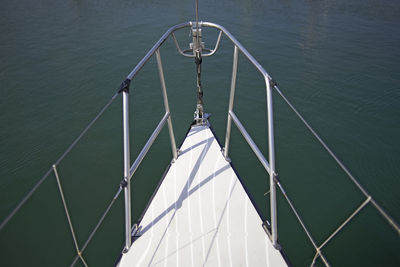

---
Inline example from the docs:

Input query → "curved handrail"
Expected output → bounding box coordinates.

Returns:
[126,22,192,80]
[200,21,271,80]
[1,20,399,267]
[123,21,274,84]
[171,30,223,57]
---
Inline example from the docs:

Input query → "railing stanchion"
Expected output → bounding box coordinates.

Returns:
[224,45,239,159]
[266,77,278,248]
[156,49,178,160]
[122,84,132,252]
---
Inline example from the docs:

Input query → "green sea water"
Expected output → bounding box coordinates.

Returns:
[1,0,399,266]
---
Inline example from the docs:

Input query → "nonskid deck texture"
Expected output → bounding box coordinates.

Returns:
[118,125,287,266]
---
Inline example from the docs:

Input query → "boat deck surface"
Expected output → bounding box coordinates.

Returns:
[117,124,287,266]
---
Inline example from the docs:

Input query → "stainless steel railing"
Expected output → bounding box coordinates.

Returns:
[0,20,280,263]
[118,20,280,251]
[1,20,399,266]
[0,20,292,262]
[124,21,400,265]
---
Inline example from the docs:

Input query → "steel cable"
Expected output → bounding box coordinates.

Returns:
[53,165,88,267]
[0,93,118,232]
[70,186,123,267]
[273,85,400,236]
[276,181,330,266]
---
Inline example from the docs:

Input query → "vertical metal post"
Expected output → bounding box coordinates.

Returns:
[195,0,199,29]
[224,45,239,159]
[122,89,132,252]
[266,76,278,248]
[155,49,178,160]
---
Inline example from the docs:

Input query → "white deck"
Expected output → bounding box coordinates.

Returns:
[118,125,287,267]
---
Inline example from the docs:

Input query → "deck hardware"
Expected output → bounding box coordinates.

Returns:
[269,79,277,88]
[193,33,204,124]
[120,178,128,188]
[118,78,131,94]
[221,148,232,162]
[273,172,280,183]
[131,224,139,236]
[191,8,206,125]
[172,30,222,58]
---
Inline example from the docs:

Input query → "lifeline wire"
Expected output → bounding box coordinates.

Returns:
[53,165,88,267]
[70,185,123,266]
[0,92,119,232]
[276,181,330,266]
[273,84,400,236]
